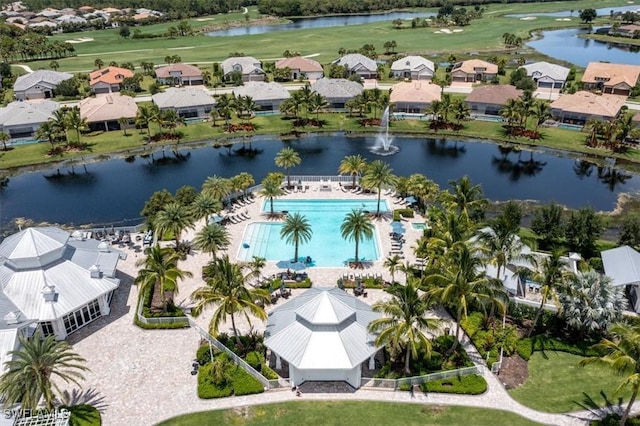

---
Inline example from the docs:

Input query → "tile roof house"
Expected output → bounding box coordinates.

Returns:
[310,78,363,109]
[391,56,435,81]
[550,91,626,125]
[465,85,523,115]
[221,56,265,83]
[89,66,134,94]
[79,93,138,131]
[0,226,123,340]
[13,70,74,101]
[232,82,290,111]
[581,62,640,96]
[332,53,378,80]
[155,63,204,86]
[152,87,214,119]
[264,288,381,388]
[451,59,498,83]
[609,24,640,37]
[0,100,59,139]
[389,81,441,113]
[275,57,324,81]
[519,61,570,89]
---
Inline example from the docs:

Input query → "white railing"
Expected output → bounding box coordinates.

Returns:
[135,296,189,326]
[361,365,482,390]
[289,175,357,183]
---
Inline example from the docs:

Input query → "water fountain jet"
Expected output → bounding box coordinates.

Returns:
[370,106,399,156]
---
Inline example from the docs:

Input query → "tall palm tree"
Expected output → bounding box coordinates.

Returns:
[274,146,301,189]
[51,108,69,145]
[202,175,232,203]
[0,332,89,411]
[237,172,255,199]
[452,98,470,125]
[65,106,87,145]
[406,173,439,208]
[0,132,9,151]
[191,192,222,223]
[214,94,233,129]
[297,84,313,118]
[35,121,59,150]
[154,201,195,248]
[426,241,506,351]
[308,92,329,121]
[368,279,441,374]
[361,160,397,216]
[384,254,403,284]
[136,104,159,141]
[190,255,270,342]
[341,209,374,267]
[338,154,367,189]
[531,100,551,132]
[585,118,604,147]
[193,223,230,259]
[280,212,312,262]
[135,245,192,312]
[580,322,640,426]
[259,177,285,215]
[447,176,487,223]
[500,98,521,127]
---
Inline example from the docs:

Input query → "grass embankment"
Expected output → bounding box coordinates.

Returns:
[509,351,632,413]
[157,401,543,426]
[24,0,633,72]
[2,115,637,172]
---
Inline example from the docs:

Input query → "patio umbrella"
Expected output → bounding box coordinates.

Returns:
[276,260,307,271]
[405,196,417,205]
[208,214,224,224]
[391,221,406,234]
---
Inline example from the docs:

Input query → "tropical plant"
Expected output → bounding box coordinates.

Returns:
[118,116,130,136]
[64,106,86,145]
[202,175,232,203]
[35,121,59,150]
[341,209,374,267]
[193,223,230,259]
[338,155,367,188]
[446,176,487,223]
[154,201,195,248]
[191,192,222,222]
[369,279,441,374]
[0,332,89,411]
[190,255,270,342]
[580,322,640,426]
[308,92,329,121]
[259,175,285,215]
[214,94,233,129]
[274,146,301,189]
[384,254,403,284]
[531,202,565,250]
[477,215,532,283]
[135,245,192,312]
[280,212,312,262]
[361,160,397,216]
[0,132,10,151]
[136,104,159,140]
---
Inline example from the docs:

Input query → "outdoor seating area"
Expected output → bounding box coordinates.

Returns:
[389,232,406,257]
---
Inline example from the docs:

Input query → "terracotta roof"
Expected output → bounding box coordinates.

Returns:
[550,91,626,117]
[89,67,134,86]
[465,85,522,105]
[452,59,498,75]
[581,62,640,88]
[390,81,441,104]
[618,24,640,33]
[155,63,202,79]
[275,57,323,73]
[79,94,138,122]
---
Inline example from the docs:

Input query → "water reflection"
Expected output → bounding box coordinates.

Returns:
[491,146,547,181]
[425,139,467,158]
[573,160,632,191]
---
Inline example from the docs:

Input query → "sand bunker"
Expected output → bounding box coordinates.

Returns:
[196,17,215,21]
[66,37,94,44]
[434,28,463,34]
[555,18,572,21]
[453,29,463,33]
[520,16,537,21]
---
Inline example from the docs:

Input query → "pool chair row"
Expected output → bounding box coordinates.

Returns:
[226,211,250,224]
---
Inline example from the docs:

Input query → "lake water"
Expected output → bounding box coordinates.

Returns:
[206,11,436,37]
[507,5,640,18]
[526,27,640,67]
[0,135,637,229]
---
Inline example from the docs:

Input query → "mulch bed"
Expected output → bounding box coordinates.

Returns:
[497,354,529,389]
[358,118,382,127]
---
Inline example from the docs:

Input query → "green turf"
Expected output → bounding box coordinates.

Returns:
[508,351,633,413]
[156,401,543,426]
[21,0,630,72]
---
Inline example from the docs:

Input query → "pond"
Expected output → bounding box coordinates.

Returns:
[206,11,436,37]
[526,27,640,67]
[507,5,640,18]
[0,135,637,229]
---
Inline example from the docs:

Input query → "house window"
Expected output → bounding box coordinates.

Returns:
[62,299,101,334]
[39,321,55,337]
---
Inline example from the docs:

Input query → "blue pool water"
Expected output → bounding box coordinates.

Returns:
[237,199,387,267]
[411,222,426,230]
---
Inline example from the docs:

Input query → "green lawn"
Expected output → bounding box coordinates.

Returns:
[156,401,543,426]
[509,351,632,413]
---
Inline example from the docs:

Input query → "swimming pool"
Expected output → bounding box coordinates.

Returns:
[411,222,427,230]
[237,199,387,267]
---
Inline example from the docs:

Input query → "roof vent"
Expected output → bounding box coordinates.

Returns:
[89,264,102,279]
[71,230,82,240]
[42,285,58,303]
[4,311,22,325]
[97,241,110,252]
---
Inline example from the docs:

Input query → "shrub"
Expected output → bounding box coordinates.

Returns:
[60,404,101,426]
[231,366,265,396]
[530,335,598,356]
[261,363,279,380]
[246,351,265,369]
[516,338,533,361]
[393,208,414,221]
[286,278,312,288]
[197,363,233,399]
[196,344,214,365]
[422,374,487,395]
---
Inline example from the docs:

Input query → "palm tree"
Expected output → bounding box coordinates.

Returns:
[214,94,234,129]
[118,116,130,136]
[280,212,312,262]
[500,98,521,127]
[452,99,470,125]
[384,254,403,284]
[426,241,507,351]
[0,332,89,411]
[368,279,441,374]
[580,322,640,426]
[191,192,222,222]
[190,255,270,342]
[35,121,59,150]
[406,173,439,208]
[202,175,232,203]
[531,100,551,132]
[297,84,313,118]
[308,92,329,121]
[341,209,375,267]
[447,176,487,223]
[136,104,159,141]
[65,106,86,145]
[154,201,195,248]
[0,132,9,151]
[585,118,604,147]
[527,249,571,337]
[338,154,367,189]
[94,58,104,69]
[361,160,397,216]
[193,223,230,259]
[236,172,255,199]
[274,146,301,189]
[51,108,69,145]
[135,245,192,312]
[259,177,285,215]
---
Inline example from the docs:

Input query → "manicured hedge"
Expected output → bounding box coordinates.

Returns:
[393,208,414,221]
[421,375,487,395]
[516,338,533,361]
[246,351,265,369]
[284,278,312,289]
[261,363,279,380]
[231,366,265,396]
